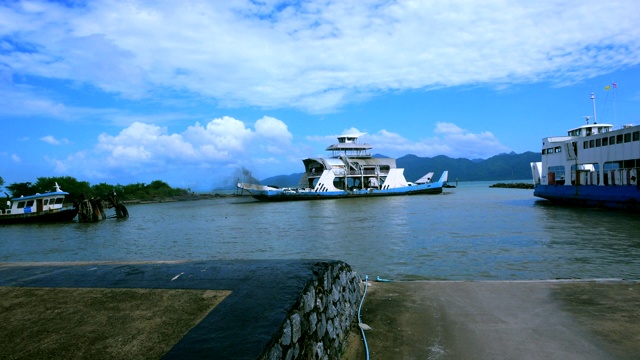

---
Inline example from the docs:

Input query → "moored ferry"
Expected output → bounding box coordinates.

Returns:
[0,183,79,225]
[530,93,640,209]
[238,132,448,201]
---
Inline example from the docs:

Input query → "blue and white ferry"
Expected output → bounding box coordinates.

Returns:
[531,93,640,209]
[238,132,448,201]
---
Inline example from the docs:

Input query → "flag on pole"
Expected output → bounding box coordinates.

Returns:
[612,82,617,88]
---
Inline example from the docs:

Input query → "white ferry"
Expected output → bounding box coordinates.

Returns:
[238,132,448,201]
[0,183,79,225]
[530,94,640,209]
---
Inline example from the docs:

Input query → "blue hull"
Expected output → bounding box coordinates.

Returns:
[534,185,640,210]
[249,182,444,202]
[0,208,79,225]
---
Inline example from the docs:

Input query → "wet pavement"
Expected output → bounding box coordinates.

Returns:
[0,260,332,359]
[344,280,640,360]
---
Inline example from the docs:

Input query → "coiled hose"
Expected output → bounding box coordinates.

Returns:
[357,275,370,360]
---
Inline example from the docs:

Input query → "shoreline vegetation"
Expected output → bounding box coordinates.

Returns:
[489,182,534,189]
[0,176,245,210]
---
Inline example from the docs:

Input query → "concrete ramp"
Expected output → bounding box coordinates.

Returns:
[345,280,640,360]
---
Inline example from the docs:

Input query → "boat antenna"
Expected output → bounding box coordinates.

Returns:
[590,92,597,124]
[612,83,617,127]
[584,116,590,125]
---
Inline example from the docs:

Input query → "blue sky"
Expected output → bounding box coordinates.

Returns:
[1,1,640,191]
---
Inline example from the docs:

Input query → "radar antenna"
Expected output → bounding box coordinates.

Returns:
[590,92,597,124]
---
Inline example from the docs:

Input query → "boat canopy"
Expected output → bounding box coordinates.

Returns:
[567,124,613,137]
[326,133,372,157]
[12,190,68,201]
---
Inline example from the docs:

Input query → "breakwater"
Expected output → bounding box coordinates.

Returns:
[262,261,362,359]
[489,182,534,189]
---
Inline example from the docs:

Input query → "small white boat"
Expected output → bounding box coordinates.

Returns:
[0,183,78,225]
[238,132,448,201]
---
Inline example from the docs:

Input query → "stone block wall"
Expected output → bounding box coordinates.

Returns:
[261,261,362,360]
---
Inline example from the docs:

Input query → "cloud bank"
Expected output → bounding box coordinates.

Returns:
[47,116,505,189]
[2,0,639,114]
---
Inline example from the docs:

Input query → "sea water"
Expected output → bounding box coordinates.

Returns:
[1,181,639,281]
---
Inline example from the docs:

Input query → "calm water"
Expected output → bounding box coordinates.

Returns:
[2,182,639,281]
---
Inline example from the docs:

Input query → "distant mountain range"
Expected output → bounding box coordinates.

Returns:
[260,151,541,187]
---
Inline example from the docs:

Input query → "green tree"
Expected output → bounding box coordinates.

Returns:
[122,182,148,200]
[4,176,190,203]
[91,182,117,198]
[33,176,92,203]
[5,182,36,198]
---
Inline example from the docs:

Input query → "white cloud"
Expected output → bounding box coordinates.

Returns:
[40,135,69,145]
[254,116,292,142]
[1,0,638,113]
[335,123,510,159]
[51,116,298,189]
[0,152,22,165]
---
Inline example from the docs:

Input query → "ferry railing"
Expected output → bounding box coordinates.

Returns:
[602,167,639,186]
[567,166,639,186]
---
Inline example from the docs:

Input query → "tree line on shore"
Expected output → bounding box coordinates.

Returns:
[0,176,191,204]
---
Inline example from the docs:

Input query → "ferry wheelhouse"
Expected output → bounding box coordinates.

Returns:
[531,95,640,209]
[238,132,448,201]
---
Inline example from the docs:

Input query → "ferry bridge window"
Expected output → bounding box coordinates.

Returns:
[589,140,594,148]
[55,198,64,204]
[26,200,34,207]
[583,141,588,149]
[633,131,639,141]
[43,199,49,205]
[554,146,561,153]
[602,137,609,146]
[604,162,621,171]
[617,134,623,144]
[624,133,631,143]
[595,138,601,147]
[610,136,615,145]
[17,201,25,209]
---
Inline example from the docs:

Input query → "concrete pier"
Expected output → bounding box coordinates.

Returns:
[1,261,639,359]
[344,280,640,360]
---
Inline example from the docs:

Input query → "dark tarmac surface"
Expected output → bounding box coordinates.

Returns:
[344,280,640,360]
[0,260,332,359]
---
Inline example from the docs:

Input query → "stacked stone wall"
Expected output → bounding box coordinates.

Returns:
[261,261,362,360]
